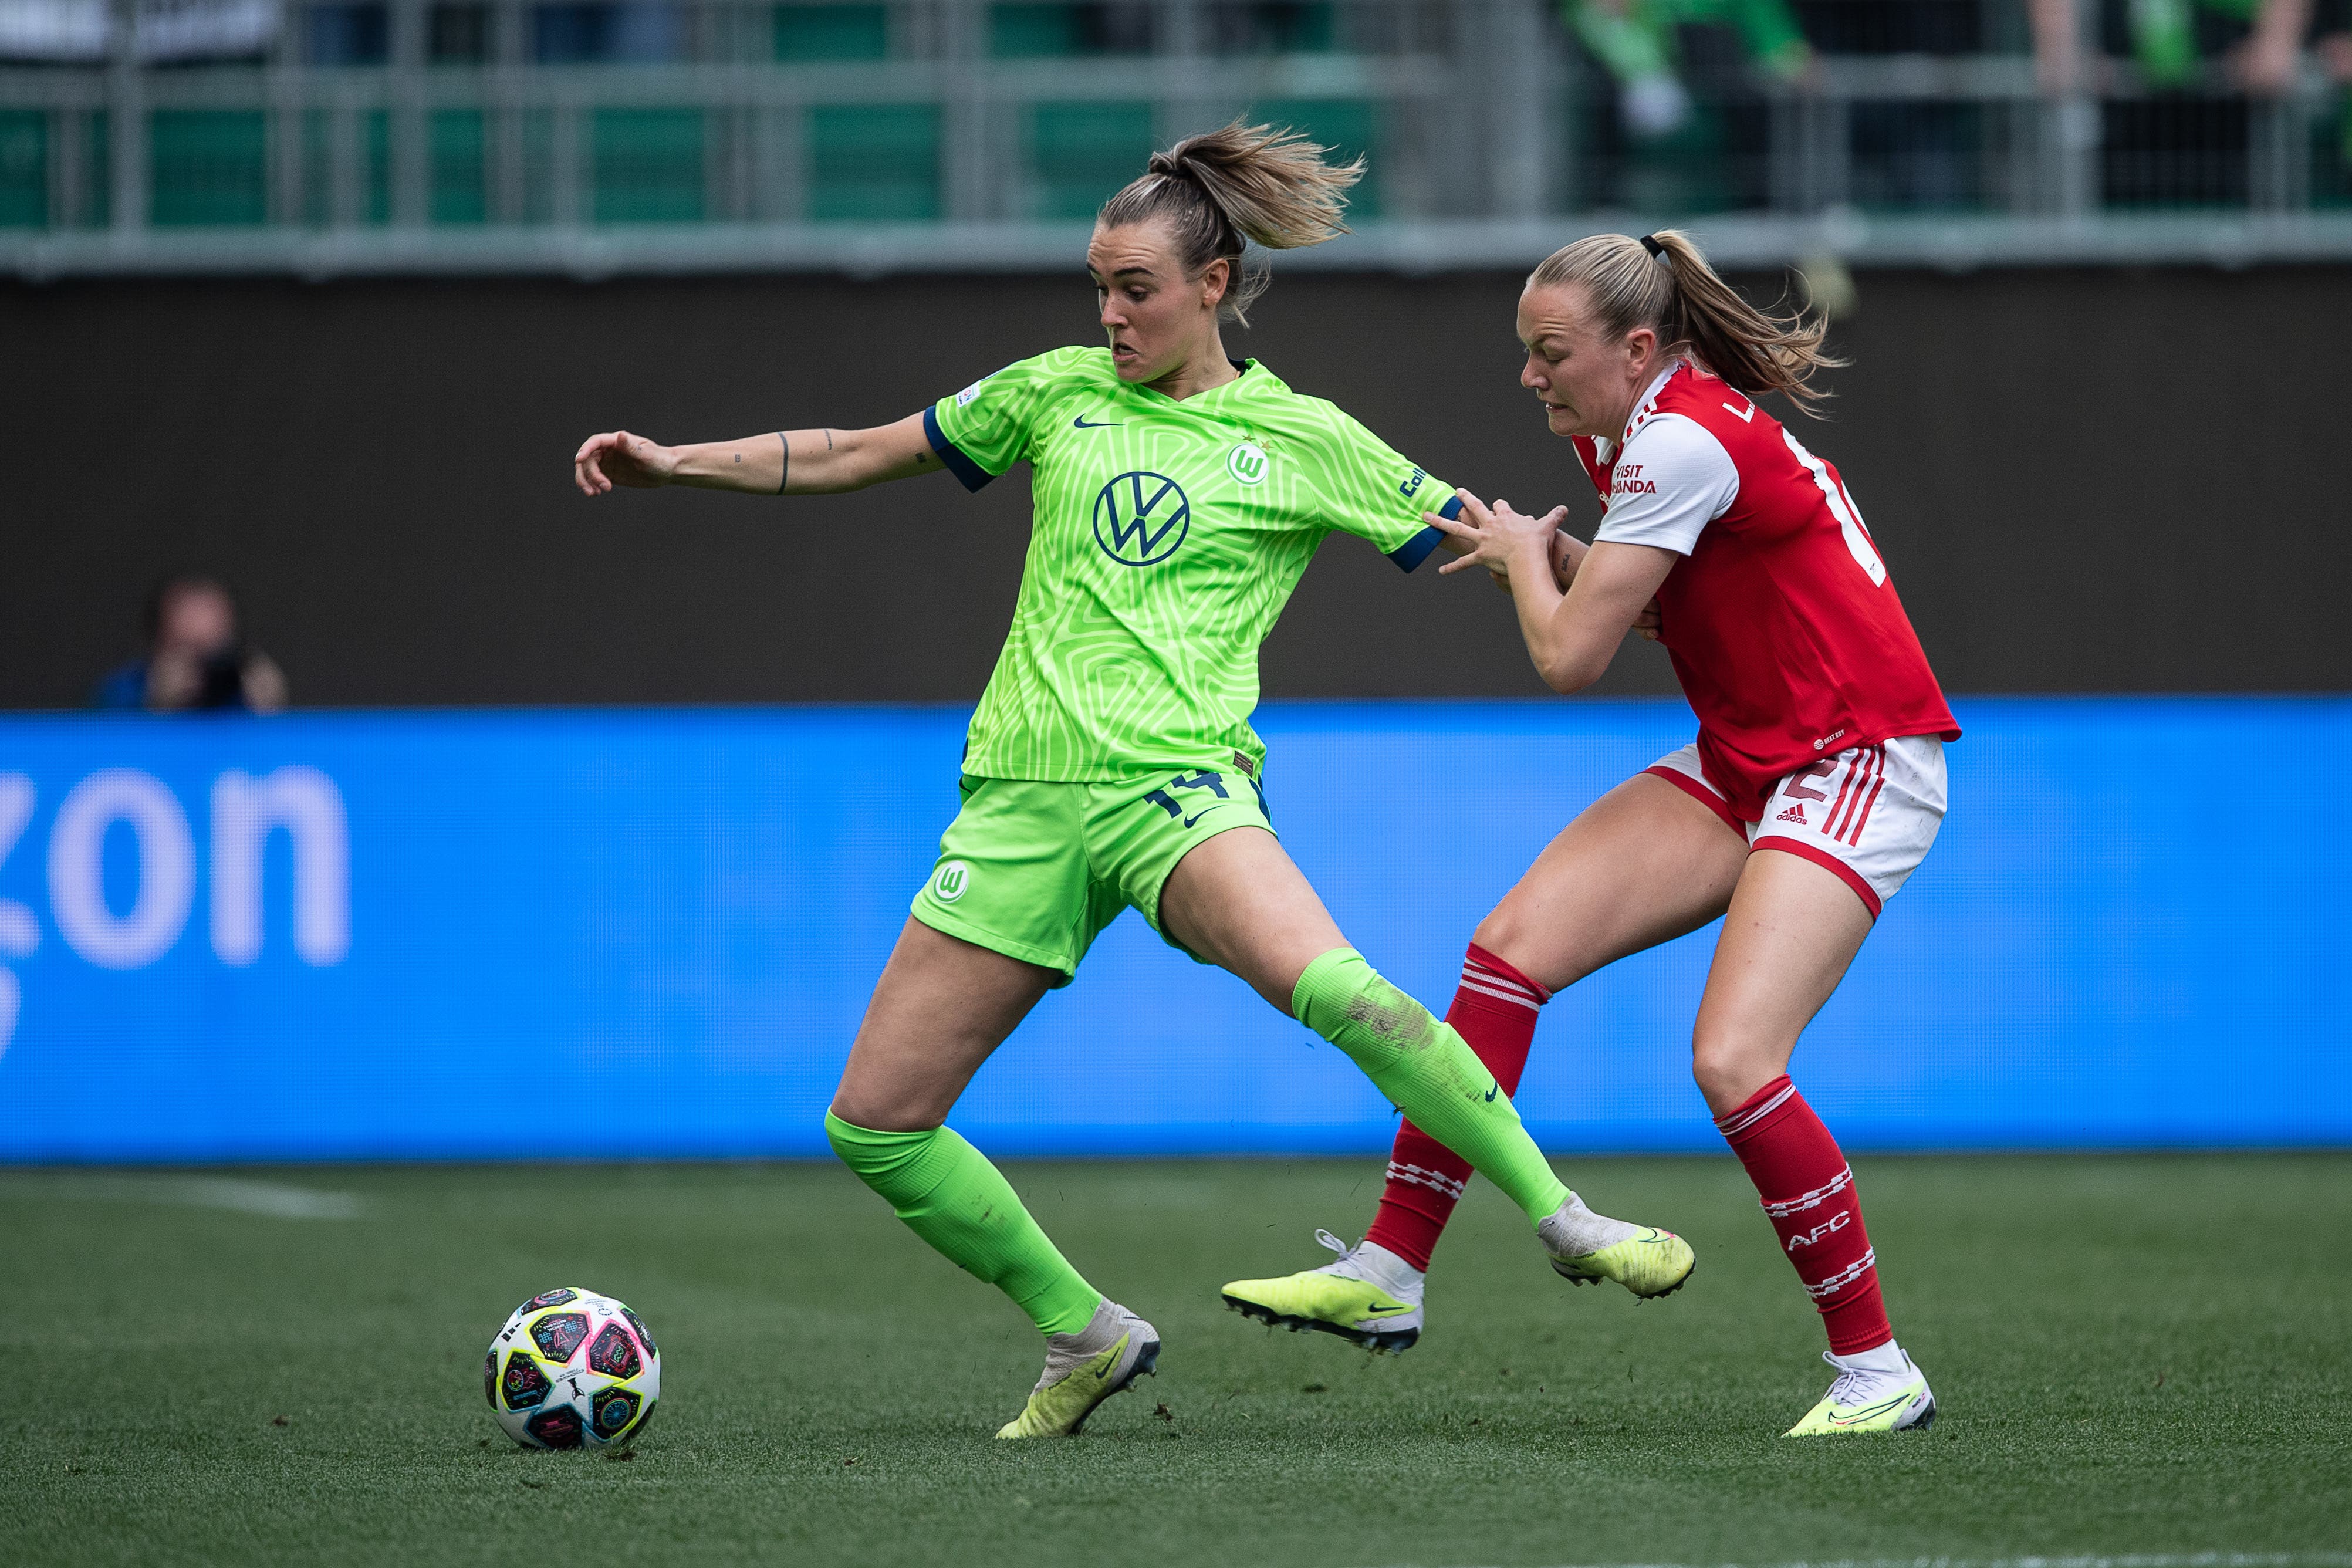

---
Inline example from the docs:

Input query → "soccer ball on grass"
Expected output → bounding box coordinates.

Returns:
[484,1287,661,1450]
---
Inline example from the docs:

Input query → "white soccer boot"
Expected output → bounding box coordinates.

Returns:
[1785,1342,1936,1435]
[1221,1231,1426,1354]
[1536,1192,1697,1299]
[993,1298,1160,1439]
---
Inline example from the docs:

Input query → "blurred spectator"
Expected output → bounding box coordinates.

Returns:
[2029,0,2324,92]
[2030,0,2340,204]
[1566,0,1815,141]
[1564,0,1814,213]
[1793,0,1991,208]
[2320,0,2352,191]
[2323,0,2352,80]
[1790,0,1988,54]
[2232,0,2352,197]
[2236,0,2311,88]
[94,575,288,714]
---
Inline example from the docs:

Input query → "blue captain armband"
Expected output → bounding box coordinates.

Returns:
[923,407,996,494]
[1385,494,1464,573]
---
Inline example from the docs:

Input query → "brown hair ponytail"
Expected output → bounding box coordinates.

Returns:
[1528,229,1844,410]
[1098,121,1364,326]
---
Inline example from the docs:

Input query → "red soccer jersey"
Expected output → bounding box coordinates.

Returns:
[1573,360,1958,822]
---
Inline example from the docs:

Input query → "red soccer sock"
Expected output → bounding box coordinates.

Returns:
[1715,1075,1893,1355]
[1363,944,1549,1272]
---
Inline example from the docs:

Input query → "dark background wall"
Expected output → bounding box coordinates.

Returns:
[4,265,2344,708]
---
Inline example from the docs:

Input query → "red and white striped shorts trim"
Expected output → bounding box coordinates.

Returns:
[1454,952,1549,1013]
[1385,1160,1468,1201]
[1643,734,1948,918]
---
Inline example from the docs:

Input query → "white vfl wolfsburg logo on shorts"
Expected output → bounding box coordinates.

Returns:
[931,860,972,903]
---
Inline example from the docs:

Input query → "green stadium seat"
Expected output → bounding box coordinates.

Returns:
[593,108,704,224]
[299,109,331,227]
[1615,103,1752,218]
[1029,100,1153,219]
[808,103,939,221]
[294,109,391,227]
[431,110,487,225]
[989,2,1149,58]
[0,111,45,229]
[773,4,888,62]
[364,109,390,224]
[150,110,268,227]
[84,111,110,226]
[2314,114,2352,209]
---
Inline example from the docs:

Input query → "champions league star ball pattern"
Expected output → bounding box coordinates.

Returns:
[484,1287,660,1450]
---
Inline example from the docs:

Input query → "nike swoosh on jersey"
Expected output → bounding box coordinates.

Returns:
[1182,806,1225,827]
[1073,417,1123,428]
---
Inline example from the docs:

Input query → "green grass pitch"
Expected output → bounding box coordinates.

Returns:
[6,1153,2349,1567]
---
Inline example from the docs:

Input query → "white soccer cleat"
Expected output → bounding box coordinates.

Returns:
[1221,1231,1426,1354]
[993,1298,1160,1439]
[1784,1344,1937,1435]
[1536,1192,1697,1299]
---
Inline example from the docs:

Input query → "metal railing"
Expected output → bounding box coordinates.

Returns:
[3,0,2347,276]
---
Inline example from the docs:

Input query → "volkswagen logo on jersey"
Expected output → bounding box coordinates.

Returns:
[1092,471,1191,566]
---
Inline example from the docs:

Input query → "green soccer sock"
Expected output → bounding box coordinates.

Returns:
[825,1113,1104,1337]
[1293,948,1572,1226]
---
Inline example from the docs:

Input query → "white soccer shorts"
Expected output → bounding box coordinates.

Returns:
[1643,735,1947,917]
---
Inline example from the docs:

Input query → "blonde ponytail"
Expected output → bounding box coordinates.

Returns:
[1528,230,1843,410]
[1099,121,1364,325]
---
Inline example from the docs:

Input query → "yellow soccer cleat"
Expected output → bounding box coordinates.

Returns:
[993,1299,1159,1439]
[1537,1195,1697,1300]
[1551,1227,1697,1297]
[1221,1231,1424,1354]
[1784,1347,1937,1436]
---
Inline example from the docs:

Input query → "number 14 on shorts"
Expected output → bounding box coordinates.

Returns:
[1141,770,1267,830]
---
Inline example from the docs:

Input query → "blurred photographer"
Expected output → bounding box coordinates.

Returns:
[93,573,288,714]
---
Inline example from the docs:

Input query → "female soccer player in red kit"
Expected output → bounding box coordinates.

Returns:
[1222,230,1955,1436]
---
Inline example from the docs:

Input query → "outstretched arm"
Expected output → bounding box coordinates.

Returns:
[1434,505,1663,634]
[1430,489,1677,694]
[573,412,943,498]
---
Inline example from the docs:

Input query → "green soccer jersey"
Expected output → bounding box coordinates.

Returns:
[925,346,1458,782]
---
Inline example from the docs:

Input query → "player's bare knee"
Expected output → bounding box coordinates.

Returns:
[1689,1033,1780,1110]
[1469,907,1539,976]
[826,1087,941,1134]
[827,1057,952,1132]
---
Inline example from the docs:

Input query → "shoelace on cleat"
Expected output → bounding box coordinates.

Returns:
[1820,1350,1907,1410]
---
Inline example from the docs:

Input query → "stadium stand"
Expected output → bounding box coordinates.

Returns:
[2,0,2348,271]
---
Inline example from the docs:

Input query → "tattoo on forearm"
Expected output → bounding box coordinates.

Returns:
[825,430,834,450]
[775,432,789,496]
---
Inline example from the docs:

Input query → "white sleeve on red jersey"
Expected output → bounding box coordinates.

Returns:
[1590,414,1739,556]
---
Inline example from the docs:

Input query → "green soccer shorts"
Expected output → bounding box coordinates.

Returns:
[910,762,1276,982]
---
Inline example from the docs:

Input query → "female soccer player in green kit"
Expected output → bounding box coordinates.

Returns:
[573,124,1694,1439]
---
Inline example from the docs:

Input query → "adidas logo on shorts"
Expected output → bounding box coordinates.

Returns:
[1776,804,1808,824]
